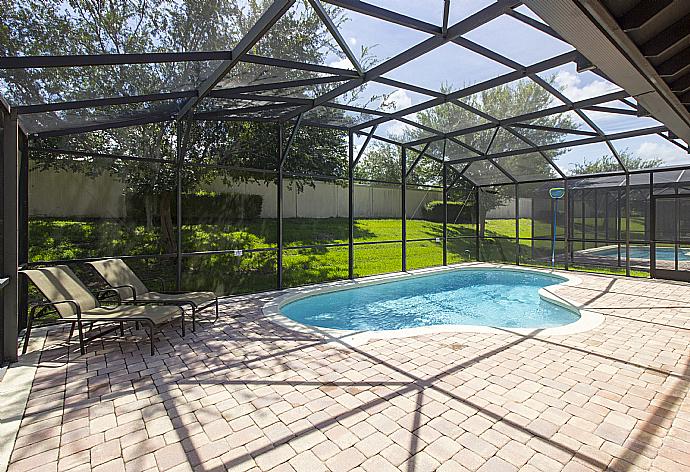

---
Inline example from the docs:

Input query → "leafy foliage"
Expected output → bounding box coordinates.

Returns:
[5,0,355,250]
[423,200,474,224]
[569,148,663,175]
[356,80,574,185]
[3,0,352,185]
[354,79,575,234]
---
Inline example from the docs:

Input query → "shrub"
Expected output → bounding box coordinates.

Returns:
[423,200,474,223]
[127,192,263,223]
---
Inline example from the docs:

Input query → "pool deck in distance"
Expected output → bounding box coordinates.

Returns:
[573,245,690,272]
[2,262,690,472]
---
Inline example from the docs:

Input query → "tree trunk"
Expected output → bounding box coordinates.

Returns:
[479,208,487,238]
[145,195,154,230]
[159,191,177,254]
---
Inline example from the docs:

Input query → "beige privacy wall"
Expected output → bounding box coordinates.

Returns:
[29,168,128,218]
[29,169,446,219]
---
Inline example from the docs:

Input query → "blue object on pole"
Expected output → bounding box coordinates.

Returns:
[549,188,565,199]
[549,188,565,268]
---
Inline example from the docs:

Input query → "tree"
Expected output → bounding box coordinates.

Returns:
[355,80,576,235]
[2,0,352,252]
[569,148,663,175]
[354,142,402,183]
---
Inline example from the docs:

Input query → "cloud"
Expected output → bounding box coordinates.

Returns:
[636,141,687,165]
[348,37,357,46]
[328,57,354,70]
[385,120,413,137]
[383,89,412,111]
[554,70,619,102]
[379,90,415,136]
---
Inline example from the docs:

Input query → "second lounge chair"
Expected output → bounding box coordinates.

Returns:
[87,258,219,331]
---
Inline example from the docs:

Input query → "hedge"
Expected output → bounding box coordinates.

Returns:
[127,192,263,223]
[423,200,474,223]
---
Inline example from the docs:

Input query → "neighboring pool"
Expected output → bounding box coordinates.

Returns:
[280,269,579,331]
[589,246,690,261]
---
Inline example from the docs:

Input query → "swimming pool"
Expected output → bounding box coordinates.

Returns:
[586,246,690,261]
[280,269,580,331]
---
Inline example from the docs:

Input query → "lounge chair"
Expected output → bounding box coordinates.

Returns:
[86,258,219,331]
[21,265,185,355]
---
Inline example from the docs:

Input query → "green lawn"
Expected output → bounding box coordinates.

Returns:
[29,217,643,297]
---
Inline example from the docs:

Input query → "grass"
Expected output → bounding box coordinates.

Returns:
[29,217,646,298]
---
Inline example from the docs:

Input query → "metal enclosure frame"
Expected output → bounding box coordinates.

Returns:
[2,0,690,362]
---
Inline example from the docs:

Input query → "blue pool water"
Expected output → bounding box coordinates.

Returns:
[281,270,579,331]
[592,246,690,261]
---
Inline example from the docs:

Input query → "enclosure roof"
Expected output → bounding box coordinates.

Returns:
[524,0,690,144]
[1,0,689,186]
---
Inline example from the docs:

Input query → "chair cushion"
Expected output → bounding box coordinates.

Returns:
[128,291,216,307]
[75,304,182,325]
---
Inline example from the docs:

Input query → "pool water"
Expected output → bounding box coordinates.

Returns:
[591,246,690,261]
[281,269,579,331]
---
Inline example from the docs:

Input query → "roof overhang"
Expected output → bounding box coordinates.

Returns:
[523,0,690,146]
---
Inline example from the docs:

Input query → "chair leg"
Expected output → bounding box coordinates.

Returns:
[120,321,124,336]
[76,320,86,355]
[214,299,219,322]
[67,322,76,342]
[147,322,155,356]
[191,306,196,333]
[21,310,35,355]
[135,321,140,330]
[181,310,185,337]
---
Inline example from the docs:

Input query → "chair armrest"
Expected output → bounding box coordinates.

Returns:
[94,288,122,304]
[109,284,137,300]
[152,277,166,292]
[29,299,82,319]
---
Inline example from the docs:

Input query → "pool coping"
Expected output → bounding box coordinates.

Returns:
[576,244,690,259]
[261,263,605,347]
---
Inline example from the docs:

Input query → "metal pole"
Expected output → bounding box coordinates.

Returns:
[176,122,183,291]
[649,172,656,278]
[675,183,679,271]
[551,198,557,268]
[2,111,19,362]
[443,161,448,266]
[604,190,609,241]
[348,131,354,279]
[625,173,631,276]
[531,197,535,260]
[475,187,480,261]
[568,187,574,263]
[564,178,569,271]
[646,172,652,242]
[515,183,520,266]
[401,146,407,272]
[617,188,622,266]
[277,124,284,289]
[581,193,585,252]
[649,172,655,277]
[593,188,598,244]
[17,134,29,333]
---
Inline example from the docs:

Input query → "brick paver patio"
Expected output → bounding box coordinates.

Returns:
[6,266,690,472]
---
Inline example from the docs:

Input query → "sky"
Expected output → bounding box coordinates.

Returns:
[311,0,688,173]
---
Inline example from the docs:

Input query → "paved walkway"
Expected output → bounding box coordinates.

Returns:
[5,266,690,472]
